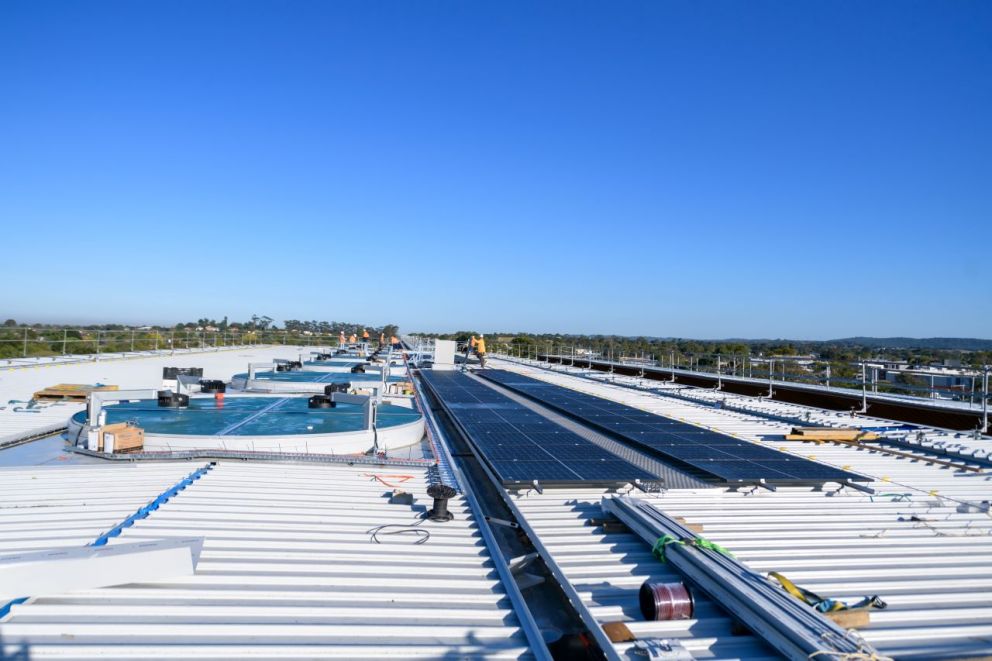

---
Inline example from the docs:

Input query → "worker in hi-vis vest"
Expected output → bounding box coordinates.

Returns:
[362,329,369,340]
[475,334,487,368]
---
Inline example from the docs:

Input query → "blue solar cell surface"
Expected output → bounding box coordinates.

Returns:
[419,370,655,486]
[478,370,867,485]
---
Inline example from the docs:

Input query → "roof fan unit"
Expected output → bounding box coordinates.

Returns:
[308,394,336,409]
[157,391,190,408]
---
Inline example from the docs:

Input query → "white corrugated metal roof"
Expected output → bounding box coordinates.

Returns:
[0,463,210,554]
[0,461,534,659]
[491,359,992,660]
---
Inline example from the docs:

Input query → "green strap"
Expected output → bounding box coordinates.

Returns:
[693,537,735,558]
[651,534,735,563]
[651,534,681,562]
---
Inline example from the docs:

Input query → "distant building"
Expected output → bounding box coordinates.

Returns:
[751,354,817,368]
[871,362,977,391]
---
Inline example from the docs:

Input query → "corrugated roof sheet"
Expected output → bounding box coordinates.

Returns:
[0,461,534,659]
[0,463,210,554]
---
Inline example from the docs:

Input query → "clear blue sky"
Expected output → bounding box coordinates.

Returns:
[1,1,989,339]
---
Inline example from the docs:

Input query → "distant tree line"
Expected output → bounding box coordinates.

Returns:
[410,330,992,372]
[0,318,400,359]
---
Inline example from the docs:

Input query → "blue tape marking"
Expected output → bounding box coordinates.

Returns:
[0,596,29,620]
[0,463,214,621]
[90,462,214,547]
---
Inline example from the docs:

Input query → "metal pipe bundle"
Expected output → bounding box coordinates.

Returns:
[602,495,880,661]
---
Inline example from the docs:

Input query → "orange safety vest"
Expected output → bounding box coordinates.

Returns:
[476,338,486,354]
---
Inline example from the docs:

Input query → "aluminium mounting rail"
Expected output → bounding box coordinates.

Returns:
[602,495,879,661]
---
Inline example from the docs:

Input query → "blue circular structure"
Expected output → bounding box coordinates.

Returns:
[68,394,425,455]
[70,397,420,436]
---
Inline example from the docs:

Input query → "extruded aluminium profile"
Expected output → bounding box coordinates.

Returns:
[602,495,873,661]
[87,389,158,424]
[175,374,200,395]
[329,392,376,429]
[247,361,273,380]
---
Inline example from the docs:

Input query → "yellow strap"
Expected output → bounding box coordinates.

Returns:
[768,571,808,602]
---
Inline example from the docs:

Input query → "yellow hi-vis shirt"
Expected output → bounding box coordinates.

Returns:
[476,338,486,354]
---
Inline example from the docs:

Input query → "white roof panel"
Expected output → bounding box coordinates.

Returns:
[0,461,533,659]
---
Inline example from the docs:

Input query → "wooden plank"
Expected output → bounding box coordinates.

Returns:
[824,608,870,629]
[33,383,119,401]
[602,621,636,643]
[788,427,879,441]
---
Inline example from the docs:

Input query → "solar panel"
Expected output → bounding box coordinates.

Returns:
[419,370,656,486]
[478,370,868,485]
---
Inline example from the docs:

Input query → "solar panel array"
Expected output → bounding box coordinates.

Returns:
[478,370,867,485]
[419,370,656,486]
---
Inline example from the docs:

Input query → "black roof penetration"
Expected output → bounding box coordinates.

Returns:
[419,370,657,486]
[478,370,869,486]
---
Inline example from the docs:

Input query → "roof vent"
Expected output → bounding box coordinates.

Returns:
[163,367,203,379]
[199,380,226,393]
[308,395,336,409]
[157,391,189,408]
[426,484,457,522]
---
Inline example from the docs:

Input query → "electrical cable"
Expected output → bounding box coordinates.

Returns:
[367,512,431,545]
